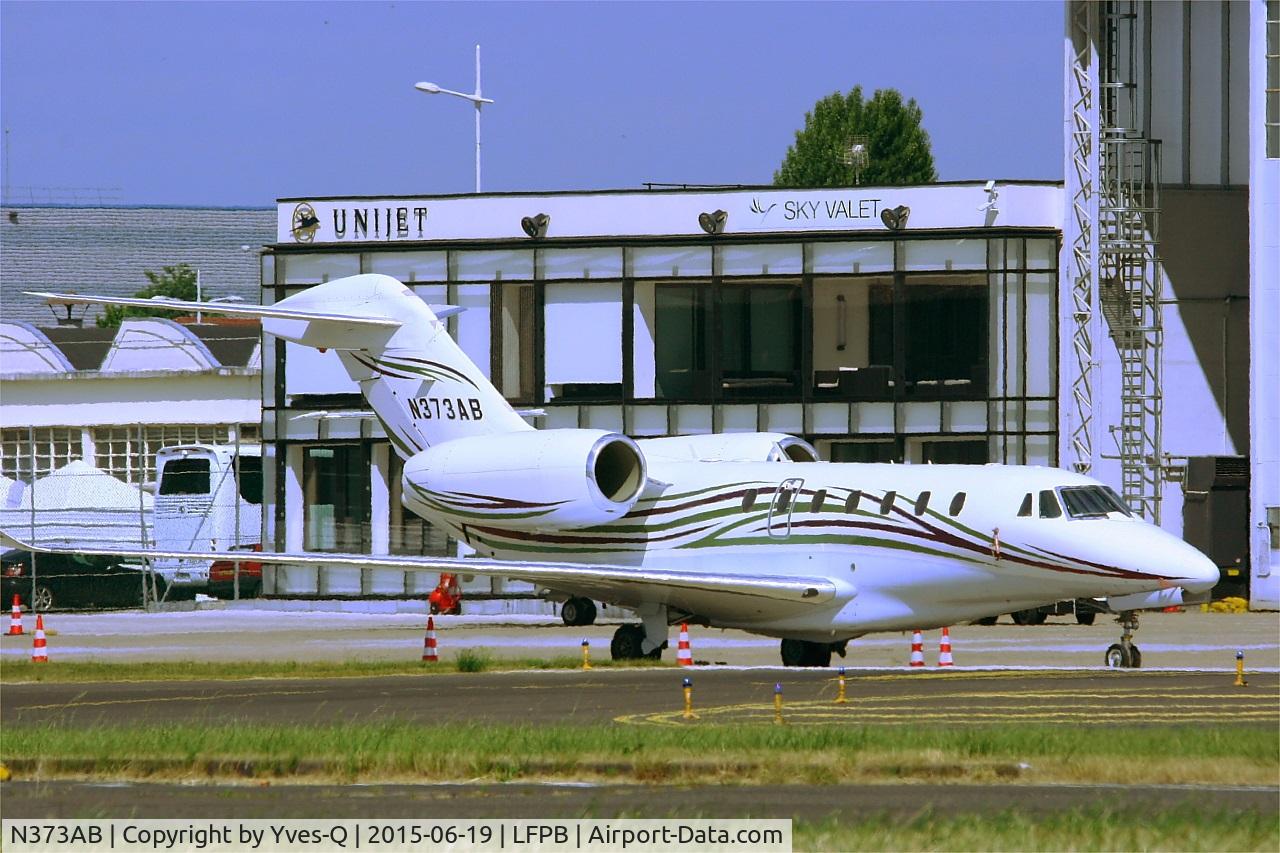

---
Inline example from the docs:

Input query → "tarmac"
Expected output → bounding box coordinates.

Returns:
[1,606,1277,670]
[3,668,1276,729]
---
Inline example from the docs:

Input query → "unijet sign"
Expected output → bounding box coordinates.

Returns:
[287,201,430,243]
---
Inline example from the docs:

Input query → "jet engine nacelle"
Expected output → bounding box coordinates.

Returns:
[638,432,819,463]
[402,429,647,530]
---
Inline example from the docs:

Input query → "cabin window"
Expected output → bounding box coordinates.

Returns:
[810,489,827,513]
[879,491,896,514]
[949,492,967,515]
[1038,489,1062,519]
[776,490,792,514]
[741,489,758,512]
[913,490,931,515]
[1017,493,1033,517]
[844,490,862,513]
[159,458,211,496]
[236,455,263,505]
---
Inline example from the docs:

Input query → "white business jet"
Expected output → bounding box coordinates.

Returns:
[10,275,1218,668]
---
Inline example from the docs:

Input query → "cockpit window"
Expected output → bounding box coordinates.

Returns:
[1017,493,1033,517]
[1038,489,1062,519]
[1059,486,1133,518]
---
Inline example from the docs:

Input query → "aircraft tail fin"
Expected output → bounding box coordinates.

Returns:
[29,274,533,456]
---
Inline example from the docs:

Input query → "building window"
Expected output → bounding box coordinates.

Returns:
[902,273,987,397]
[94,424,257,484]
[719,280,801,398]
[1268,0,1279,158]
[825,440,896,463]
[812,275,893,399]
[494,281,537,403]
[915,438,988,465]
[388,452,453,556]
[303,445,370,553]
[0,427,80,482]
[544,280,624,402]
[653,282,711,399]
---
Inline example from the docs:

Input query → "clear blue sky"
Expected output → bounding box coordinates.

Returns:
[0,1,1063,206]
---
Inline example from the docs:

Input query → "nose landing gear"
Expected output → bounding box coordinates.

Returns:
[1104,610,1142,668]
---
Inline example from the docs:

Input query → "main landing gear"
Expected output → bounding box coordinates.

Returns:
[610,624,663,660]
[780,639,847,668]
[609,604,670,661]
[1104,610,1143,668]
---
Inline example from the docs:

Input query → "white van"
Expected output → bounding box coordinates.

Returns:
[151,443,262,595]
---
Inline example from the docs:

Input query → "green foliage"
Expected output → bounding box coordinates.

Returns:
[454,648,494,673]
[97,263,199,327]
[774,86,938,188]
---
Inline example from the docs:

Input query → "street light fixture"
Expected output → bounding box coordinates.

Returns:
[415,44,495,193]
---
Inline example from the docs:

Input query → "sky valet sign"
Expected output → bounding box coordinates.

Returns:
[281,189,907,245]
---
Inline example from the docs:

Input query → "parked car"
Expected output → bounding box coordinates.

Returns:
[1,548,152,611]
[207,544,263,599]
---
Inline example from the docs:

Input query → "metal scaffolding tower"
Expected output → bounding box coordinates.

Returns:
[1098,1,1165,523]
[1065,0,1164,523]
[1066,0,1100,477]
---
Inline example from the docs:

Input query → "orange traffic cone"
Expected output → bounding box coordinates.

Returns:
[937,627,954,667]
[422,616,439,662]
[31,614,48,663]
[8,595,22,635]
[909,630,925,667]
[677,623,693,667]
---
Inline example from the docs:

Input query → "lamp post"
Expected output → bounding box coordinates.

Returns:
[415,44,494,193]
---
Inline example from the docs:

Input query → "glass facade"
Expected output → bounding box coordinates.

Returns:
[264,219,1059,560]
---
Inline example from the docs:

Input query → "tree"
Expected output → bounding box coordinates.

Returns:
[773,86,937,188]
[97,263,199,327]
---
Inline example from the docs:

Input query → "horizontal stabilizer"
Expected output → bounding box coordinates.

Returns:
[24,291,402,328]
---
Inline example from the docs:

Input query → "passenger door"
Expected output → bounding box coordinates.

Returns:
[768,478,804,538]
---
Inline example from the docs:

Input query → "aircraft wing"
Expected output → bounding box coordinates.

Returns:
[0,532,838,615]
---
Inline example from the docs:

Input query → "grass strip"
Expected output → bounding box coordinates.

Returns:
[793,808,1279,853]
[3,722,1275,786]
[0,655,666,684]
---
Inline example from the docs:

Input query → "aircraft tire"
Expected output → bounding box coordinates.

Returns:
[610,624,660,660]
[561,597,597,627]
[780,639,832,668]
[1075,609,1096,626]
[1104,642,1139,668]
[974,615,999,626]
[1012,608,1047,626]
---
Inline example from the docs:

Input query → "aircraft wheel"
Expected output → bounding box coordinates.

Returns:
[975,615,999,626]
[1105,643,1134,668]
[1129,645,1142,668]
[780,639,832,668]
[610,624,659,660]
[1075,609,1096,626]
[1012,608,1046,626]
[561,597,597,627]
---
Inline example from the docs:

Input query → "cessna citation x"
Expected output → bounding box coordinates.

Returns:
[9,274,1219,668]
